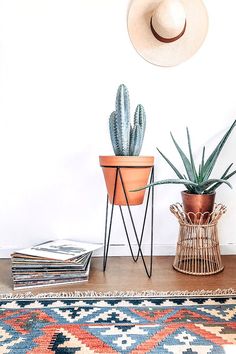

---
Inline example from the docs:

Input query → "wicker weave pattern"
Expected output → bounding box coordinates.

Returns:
[171,203,226,275]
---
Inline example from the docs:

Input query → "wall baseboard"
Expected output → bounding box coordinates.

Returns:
[1,243,236,258]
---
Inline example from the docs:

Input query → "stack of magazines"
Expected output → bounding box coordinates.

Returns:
[11,239,101,289]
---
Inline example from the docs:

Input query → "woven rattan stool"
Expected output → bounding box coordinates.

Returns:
[170,203,226,275]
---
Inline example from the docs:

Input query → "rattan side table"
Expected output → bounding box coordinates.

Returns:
[170,203,226,275]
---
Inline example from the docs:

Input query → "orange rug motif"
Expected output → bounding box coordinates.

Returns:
[0,290,235,353]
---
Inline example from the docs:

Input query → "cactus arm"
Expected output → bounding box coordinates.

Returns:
[129,123,133,155]
[134,104,146,131]
[115,84,130,156]
[134,104,146,148]
[130,124,142,156]
[109,111,121,155]
[109,84,146,156]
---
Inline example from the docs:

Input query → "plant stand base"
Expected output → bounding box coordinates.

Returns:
[170,203,226,276]
[102,166,154,278]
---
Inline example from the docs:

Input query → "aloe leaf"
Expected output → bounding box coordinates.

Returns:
[207,166,236,193]
[198,178,232,191]
[224,169,236,179]
[220,163,234,179]
[201,146,205,167]
[130,179,199,192]
[198,146,205,181]
[202,120,236,180]
[186,127,198,181]
[198,164,202,179]
[157,147,184,179]
[170,132,196,182]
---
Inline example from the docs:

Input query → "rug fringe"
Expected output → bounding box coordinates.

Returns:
[0,288,236,299]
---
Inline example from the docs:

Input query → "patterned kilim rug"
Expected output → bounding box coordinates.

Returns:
[0,289,236,353]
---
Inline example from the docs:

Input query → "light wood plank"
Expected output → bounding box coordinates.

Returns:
[0,256,235,295]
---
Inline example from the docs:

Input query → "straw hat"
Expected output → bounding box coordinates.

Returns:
[127,0,208,66]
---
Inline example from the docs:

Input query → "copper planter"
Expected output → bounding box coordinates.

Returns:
[181,191,216,223]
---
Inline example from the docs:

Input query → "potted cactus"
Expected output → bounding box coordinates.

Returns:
[99,84,154,205]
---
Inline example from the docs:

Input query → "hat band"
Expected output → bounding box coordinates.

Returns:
[150,18,187,43]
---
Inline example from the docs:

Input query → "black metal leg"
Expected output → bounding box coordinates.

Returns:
[103,195,109,271]
[119,206,136,261]
[103,168,118,271]
[150,171,155,277]
[134,167,154,261]
[118,168,153,277]
[102,166,155,277]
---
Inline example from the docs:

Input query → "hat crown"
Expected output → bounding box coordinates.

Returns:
[152,0,186,39]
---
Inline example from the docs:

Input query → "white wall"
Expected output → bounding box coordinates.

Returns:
[0,0,236,257]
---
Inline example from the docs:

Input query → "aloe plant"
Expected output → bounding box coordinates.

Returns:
[109,84,146,156]
[134,120,236,194]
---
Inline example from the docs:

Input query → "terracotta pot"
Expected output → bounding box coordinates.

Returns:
[181,190,216,223]
[99,156,154,206]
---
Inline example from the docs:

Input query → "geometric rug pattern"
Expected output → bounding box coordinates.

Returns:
[0,294,236,353]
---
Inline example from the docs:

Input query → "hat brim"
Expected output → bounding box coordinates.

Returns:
[127,0,208,67]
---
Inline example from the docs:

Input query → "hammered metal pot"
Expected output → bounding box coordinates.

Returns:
[181,190,216,223]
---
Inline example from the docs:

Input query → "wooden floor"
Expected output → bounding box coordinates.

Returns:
[1,255,236,295]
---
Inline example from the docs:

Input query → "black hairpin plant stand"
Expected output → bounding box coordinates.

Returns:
[102,166,154,278]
